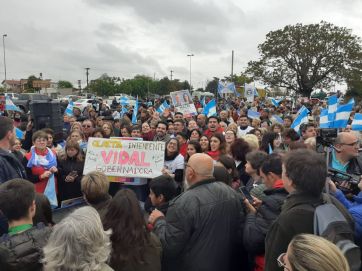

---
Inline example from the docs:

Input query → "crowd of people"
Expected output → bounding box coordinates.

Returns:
[0,94,361,271]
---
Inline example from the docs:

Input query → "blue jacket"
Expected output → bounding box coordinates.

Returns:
[334,189,362,245]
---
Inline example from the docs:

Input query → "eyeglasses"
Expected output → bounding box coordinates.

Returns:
[277,253,290,271]
[341,141,359,147]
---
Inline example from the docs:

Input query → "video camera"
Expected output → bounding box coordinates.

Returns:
[328,167,361,194]
[316,128,338,147]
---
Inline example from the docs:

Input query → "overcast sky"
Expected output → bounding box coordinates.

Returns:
[0,0,361,89]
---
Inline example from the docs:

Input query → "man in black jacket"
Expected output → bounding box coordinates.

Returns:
[243,153,288,271]
[149,153,244,271]
[0,116,27,183]
[0,179,51,271]
[264,149,354,271]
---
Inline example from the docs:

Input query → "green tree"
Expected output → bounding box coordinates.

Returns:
[205,77,219,95]
[25,75,41,93]
[57,80,73,88]
[311,90,327,100]
[88,74,117,96]
[247,21,362,97]
[345,67,362,101]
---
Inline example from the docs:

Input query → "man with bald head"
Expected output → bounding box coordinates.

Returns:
[149,153,243,271]
[331,132,362,175]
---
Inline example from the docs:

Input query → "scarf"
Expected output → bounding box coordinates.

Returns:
[27,147,57,169]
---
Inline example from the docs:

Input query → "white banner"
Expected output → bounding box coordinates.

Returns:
[170,90,197,116]
[244,83,255,103]
[83,138,165,178]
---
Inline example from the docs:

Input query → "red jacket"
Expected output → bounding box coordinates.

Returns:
[203,127,224,138]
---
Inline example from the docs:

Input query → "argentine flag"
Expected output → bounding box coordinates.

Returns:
[201,97,206,108]
[332,98,354,129]
[247,109,260,119]
[319,109,329,128]
[328,95,338,122]
[132,96,138,124]
[202,99,217,117]
[65,101,74,116]
[120,96,129,106]
[156,101,170,114]
[352,113,362,131]
[15,128,25,139]
[5,97,21,112]
[270,98,281,107]
[291,106,309,132]
[271,115,284,124]
[44,174,58,208]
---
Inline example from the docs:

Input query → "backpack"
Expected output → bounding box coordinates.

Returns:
[314,197,361,271]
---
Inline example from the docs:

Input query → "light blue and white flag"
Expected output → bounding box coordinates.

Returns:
[120,96,129,106]
[5,97,21,112]
[352,113,362,131]
[65,101,74,116]
[332,98,354,129]
[218,81,238,96]
[132,96,138,124]
[44,174,58,208]
[202,99,217,117]
[291,106,309,132]
[270,98,281,107]
[268,143,273,154]
[254,88,259,97]
[328,95,339,122]
[121,106,128,117]
[247,109,260,119]
[319,109,329,128]
[271,115,284,124]
[15,128,25,139]
[201,97,206,108]
[156,100,170,114]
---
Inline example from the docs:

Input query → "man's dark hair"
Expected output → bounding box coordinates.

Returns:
[207,116,219,123]
[0,179,35,221]
[174,119,185,126]
[131,125,141,132]
[284,115,293,122]
[261,153,283,176]
[174,112,183,116]
[284,149,326,196]
[0,116,14,140]
[300,122,315,134]
[246,151,268,174]
[149,175,177,202]
[157,121,168,130]
[176,132,188,140]
[283,128,300,141]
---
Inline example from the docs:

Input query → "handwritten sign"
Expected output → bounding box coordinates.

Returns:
[84,138,165,178]
[170,90,197,115]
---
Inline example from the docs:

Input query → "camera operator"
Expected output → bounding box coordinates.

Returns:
[328,180,362,246]
[330,132,362,175]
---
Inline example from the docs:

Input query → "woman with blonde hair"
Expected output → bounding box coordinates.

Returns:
[43,206,113,271]
[277,234,350,271]
[242,134,259,151]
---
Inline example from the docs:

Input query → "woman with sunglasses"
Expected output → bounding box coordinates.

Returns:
[277,234,350,271]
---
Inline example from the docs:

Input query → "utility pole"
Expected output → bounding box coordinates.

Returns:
[78,80,82,93]
[170,70,174,80]
[85,68,90,88]
[2,34,7,88]
[187,54,194,91]
[231,50,234,80]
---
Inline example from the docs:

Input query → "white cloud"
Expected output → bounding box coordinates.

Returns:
[0,0,361,89]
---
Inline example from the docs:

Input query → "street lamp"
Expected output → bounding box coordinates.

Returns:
[187,54,194,91]
[2,34,7,85]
